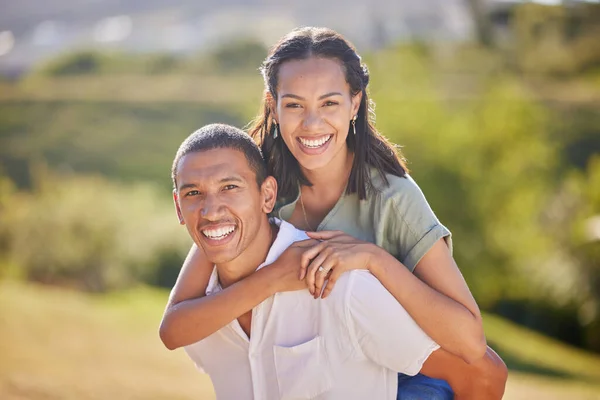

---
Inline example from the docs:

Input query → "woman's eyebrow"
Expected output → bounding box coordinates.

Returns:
[280,92,342,101]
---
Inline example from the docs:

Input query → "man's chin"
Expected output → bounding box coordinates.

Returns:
[204,249,237,266]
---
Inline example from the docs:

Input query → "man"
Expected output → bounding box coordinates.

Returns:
[170,123,506,400]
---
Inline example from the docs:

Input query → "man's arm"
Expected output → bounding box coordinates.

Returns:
[344,271,507,399]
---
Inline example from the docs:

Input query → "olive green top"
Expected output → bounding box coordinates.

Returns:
[276,168,452,272]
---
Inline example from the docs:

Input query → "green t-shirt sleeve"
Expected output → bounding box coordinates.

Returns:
[383,175,452,272]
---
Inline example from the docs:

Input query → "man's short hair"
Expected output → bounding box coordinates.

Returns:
[172,123,268,189]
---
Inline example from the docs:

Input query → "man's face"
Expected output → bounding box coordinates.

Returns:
[174,148,276,265]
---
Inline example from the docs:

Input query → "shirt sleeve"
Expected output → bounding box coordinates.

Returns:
[345,271,440,375]
[183,344,206,374]
[383,175,452,272]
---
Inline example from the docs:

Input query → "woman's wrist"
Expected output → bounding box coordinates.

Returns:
[366,244,388,275]
[254,260,285,295]
[367,245,409,279]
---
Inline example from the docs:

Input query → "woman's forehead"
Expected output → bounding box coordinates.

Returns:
[277,57,348,96]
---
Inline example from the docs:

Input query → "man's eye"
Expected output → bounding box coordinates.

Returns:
[223,185,238,191]
[324,101,338,106]
[185,190,200,197]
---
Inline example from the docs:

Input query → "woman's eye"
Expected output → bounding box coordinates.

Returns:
[324,101,338,107]
[285,103,301,108]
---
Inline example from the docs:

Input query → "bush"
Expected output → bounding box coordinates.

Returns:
[209,39,268,73]
[513,4,600,76]
[41,51,107,76]
[4,173,190,291]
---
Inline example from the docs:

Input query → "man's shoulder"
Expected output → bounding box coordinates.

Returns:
[326,270,389,308]
[277,218,309,243]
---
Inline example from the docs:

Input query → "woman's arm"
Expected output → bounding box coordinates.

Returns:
[371,238,486,363]
[159,241,311,350]
[305,231,486,364]
[421,346,508,399]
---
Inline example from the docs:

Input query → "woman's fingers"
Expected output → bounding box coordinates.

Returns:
[293,238,321,248]
[299,241,328,279]
[313,258,335,299]
[305,230,345,240]
[305,250,329,293]
[321,266,343,299]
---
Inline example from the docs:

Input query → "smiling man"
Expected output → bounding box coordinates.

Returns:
[170,123,503,400]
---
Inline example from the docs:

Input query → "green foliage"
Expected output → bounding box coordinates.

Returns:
[0,101,246,189]
[37,50,193,76]
[35,38,268,77]
[3,173,190,292]
[208,39,268,73]
[513,4,600,76]
[370,48,558,306]
[41,50,107,76]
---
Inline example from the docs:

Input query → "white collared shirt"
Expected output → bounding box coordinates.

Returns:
[184,219,439,400]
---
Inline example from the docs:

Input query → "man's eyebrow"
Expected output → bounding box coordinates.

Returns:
[280,92,343,101]
[178,182,197,191]
[178,175,245,191]
[218,176,245,184]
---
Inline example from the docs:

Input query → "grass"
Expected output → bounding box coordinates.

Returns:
[1,280,600,400]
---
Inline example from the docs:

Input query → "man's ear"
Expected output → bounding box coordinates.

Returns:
[173,190,185,225]
[266,91,278,122]
[261,176,278,214]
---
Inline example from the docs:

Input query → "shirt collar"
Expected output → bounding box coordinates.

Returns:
[205,218,297,296]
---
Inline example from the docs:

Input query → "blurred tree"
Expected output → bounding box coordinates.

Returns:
[0,102,246,189]
[371,47,557,307]
[513,4,600,75]
[5,173,190,292]
[41,51,106,76]
[465,0,495,48]
[209,39,268,73]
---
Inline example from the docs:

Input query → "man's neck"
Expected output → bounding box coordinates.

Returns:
[216,219,278,290]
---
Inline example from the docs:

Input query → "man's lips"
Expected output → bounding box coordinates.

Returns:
[199,223,237,242]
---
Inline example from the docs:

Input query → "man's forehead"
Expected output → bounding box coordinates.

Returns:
[177,148,253,181]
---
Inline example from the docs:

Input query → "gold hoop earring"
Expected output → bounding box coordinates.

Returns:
[352,115,357,135]
[273,120,278,139]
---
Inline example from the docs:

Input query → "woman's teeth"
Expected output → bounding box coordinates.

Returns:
[202,226,236,239]
[299,135,332,148]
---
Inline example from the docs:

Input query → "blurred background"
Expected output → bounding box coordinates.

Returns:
[1,0,599,399]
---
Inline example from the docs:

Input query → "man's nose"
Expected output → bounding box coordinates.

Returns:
[201,194,225,220]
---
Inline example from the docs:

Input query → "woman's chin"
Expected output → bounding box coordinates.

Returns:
[297,157,332,173]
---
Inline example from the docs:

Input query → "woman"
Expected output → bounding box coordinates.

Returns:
[160,27,507,399]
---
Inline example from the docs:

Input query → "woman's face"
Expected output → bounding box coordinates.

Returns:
[273,57,362,173]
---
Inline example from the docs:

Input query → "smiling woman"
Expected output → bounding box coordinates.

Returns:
[272,58,357,173]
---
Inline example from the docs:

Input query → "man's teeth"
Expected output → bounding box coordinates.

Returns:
[299,135,332,148]
[202,226,235,239]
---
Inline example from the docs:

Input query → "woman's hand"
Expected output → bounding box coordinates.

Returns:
[266,239,320,293]
[303,230,382,299]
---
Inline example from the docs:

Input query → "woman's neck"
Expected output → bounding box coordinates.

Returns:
[301,147,354,198]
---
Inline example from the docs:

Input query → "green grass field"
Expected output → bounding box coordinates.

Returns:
[1,280,600,400]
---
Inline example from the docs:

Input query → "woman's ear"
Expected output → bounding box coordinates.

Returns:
[266,91,278,121]
[351,91,363,117]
